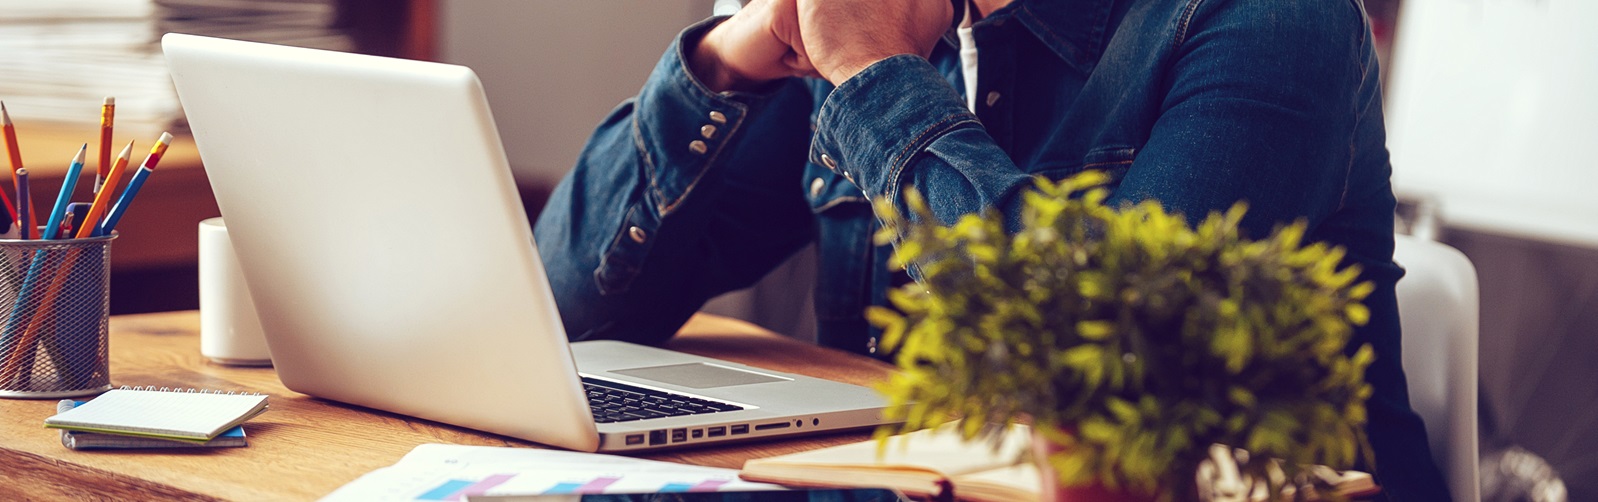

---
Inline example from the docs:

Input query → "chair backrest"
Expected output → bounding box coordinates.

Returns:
[1392,234,1481,502]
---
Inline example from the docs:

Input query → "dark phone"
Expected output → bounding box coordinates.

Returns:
[464,488,908,502]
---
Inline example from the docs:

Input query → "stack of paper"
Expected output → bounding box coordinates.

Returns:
[0,0,352,134]
[0,0,177,134]
[154,0,352,53]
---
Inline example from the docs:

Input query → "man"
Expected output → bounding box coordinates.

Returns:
[534,0,1449,499]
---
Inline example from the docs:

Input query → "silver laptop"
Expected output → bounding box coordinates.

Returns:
[161,33,890,452]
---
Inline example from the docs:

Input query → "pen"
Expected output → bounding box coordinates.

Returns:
[65,202,89,239]
[45,145,87,240]
[96,97,114,195]
[96,132,173,236]
[76,141,132,239]
[0,102,24,228]
[15,168,31,240]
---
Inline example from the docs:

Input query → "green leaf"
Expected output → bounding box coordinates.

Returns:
[1107,397,1140,425]
[1345,303,1370,326]
[1076,320,1115,341]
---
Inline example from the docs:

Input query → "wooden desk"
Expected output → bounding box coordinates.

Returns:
[0,311,893,501]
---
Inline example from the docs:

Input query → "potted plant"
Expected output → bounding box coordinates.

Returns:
[868,171,1376,501]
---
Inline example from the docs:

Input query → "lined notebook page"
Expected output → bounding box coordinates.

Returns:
[44,388,268,441]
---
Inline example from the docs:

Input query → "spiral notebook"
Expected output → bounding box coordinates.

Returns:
[44,386,269,443]
[56,400,248,450]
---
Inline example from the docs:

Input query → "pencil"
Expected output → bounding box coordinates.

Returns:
[95,132,173,236]
[95,97,114,195]
[45,145,87,240]
[0,102,23,227]
[15,168,30,240]
[76,141,131,239]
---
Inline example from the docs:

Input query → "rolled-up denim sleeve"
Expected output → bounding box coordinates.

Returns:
[810,55,1035,226]
[811,0,1368,236]
[535,17,816,343]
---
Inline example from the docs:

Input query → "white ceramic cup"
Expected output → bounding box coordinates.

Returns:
[198,217,272,366]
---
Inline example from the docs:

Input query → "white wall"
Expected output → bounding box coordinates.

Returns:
[438,0,716,185]
[1385,0,1598,249]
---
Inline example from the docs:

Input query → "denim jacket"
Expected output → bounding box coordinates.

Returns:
[535,0,1448,498]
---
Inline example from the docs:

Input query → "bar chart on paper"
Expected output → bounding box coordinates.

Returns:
[412,471,745,500]
[323,444,781,501]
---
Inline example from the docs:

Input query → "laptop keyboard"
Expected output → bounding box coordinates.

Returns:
[582,376,745,424]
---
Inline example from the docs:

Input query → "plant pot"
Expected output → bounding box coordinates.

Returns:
[1032,427,1160,502]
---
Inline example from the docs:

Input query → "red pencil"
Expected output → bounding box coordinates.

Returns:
[0,102,23,226]
[96,97,115,194]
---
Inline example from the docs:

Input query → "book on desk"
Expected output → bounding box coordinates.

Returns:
[739,424,1380,502]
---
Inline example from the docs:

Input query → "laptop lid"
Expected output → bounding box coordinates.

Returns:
[162,33,601,451]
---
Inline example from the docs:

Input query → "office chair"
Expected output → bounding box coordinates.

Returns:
[1393,234,1482,502]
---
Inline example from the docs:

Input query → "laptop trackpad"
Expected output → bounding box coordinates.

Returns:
[610,363,790,389]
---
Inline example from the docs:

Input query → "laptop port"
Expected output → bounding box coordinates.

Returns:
[754,422,791,431]
[671,428,687,443]
[730,424,749,435]
[648,430,667,445]
[692,429,704,439]
[625,434,644,445]
[707,426,726,437]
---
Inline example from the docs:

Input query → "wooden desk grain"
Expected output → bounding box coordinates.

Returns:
[0,311,894,501]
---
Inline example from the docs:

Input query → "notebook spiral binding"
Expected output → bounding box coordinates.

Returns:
[117,385,265,396]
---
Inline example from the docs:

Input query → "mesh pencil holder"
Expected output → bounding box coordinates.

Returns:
[0,233,115,398]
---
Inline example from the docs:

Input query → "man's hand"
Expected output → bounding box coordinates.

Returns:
[690,0,815,93]
[797,0,953,86]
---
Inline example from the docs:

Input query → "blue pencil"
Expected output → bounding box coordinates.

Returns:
[94,132,171,237]
[94,166,151,236]
[44,145,87,240]
[15,168,31,240]
[0,167,38,381]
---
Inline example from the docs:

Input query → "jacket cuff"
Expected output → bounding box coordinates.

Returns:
[809,54,982,202]
[634,16,770,215]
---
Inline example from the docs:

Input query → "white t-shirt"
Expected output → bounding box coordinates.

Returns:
[957,0,979,112]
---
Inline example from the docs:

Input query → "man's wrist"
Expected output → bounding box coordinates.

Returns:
[823,51,914,86]
[688,25,763,93]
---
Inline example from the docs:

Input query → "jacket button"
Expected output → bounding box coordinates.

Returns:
[985,91,1001,107]
[689,140,708,154]
[628,226,648,243]
[820,154,837,171]
[700,124,717,139]
[810,177,825,198]
[708,110,727,124]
